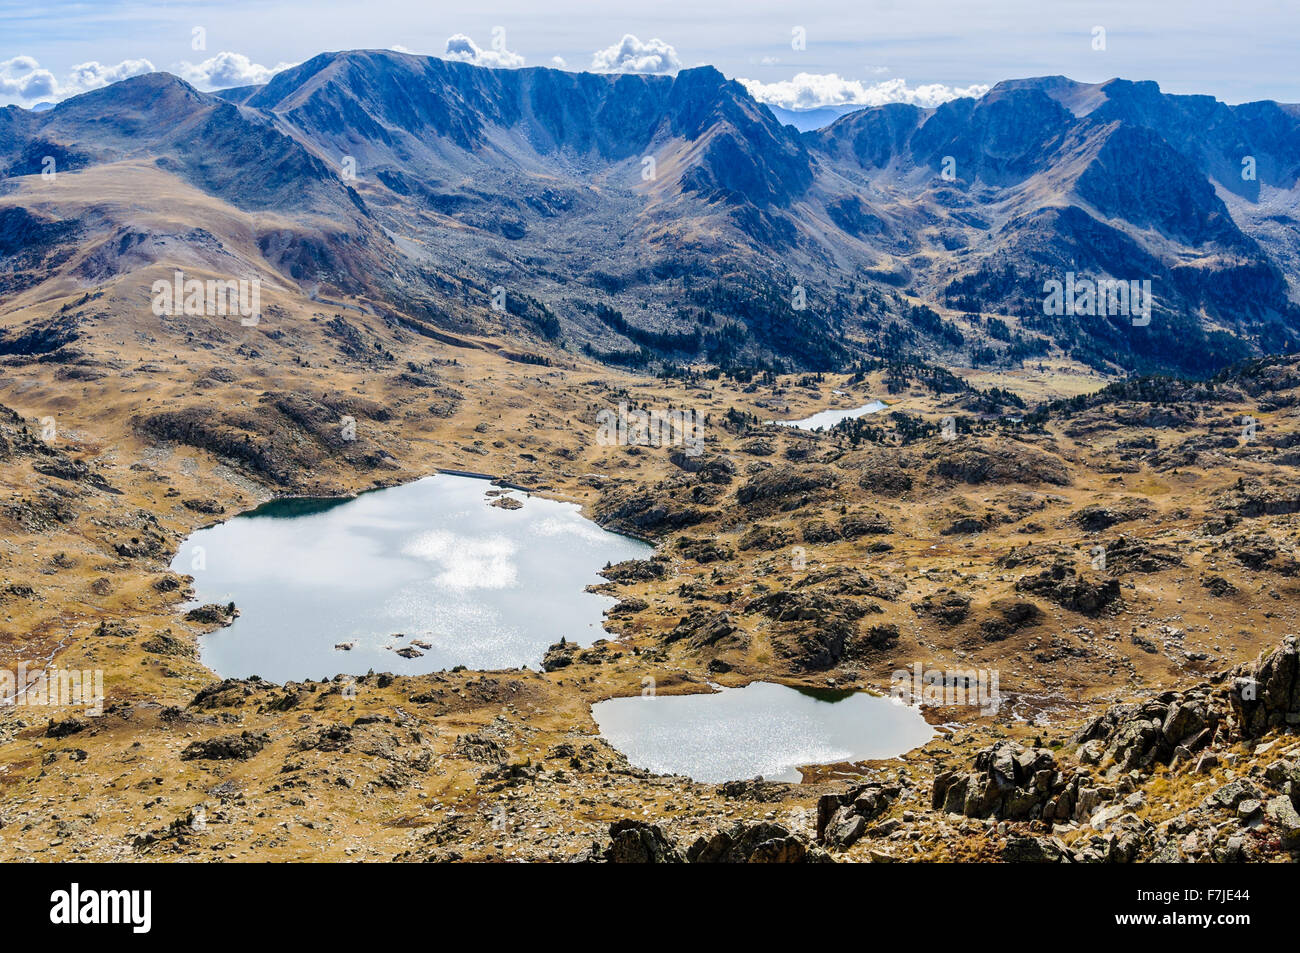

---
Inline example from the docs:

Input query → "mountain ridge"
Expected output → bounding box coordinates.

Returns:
[4,50,1300,377]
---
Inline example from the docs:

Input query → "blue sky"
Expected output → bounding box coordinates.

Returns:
[2,0,1297,108]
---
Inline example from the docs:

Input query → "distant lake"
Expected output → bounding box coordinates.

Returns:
[772,400,888,431]
[591,681,934,783]
[171,474,651,682]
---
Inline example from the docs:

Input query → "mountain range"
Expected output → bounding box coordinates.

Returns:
[3,49,1300,376]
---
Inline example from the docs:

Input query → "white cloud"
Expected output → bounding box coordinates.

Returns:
[0,54,155,105]
[67,58,156,91]
[739,72,989,110]
[177,52,294,89]
[591,34,680,74]
[0,56,58,101]
[551,55,567,69]
[442,33,525,69]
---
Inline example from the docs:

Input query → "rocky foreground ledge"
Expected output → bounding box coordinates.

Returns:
[583,637,1300,863]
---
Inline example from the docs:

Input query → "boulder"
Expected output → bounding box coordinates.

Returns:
[1229,636,1300,737]
[180,731,270,761]
[816,780,900,848]
[932,741,1067,821]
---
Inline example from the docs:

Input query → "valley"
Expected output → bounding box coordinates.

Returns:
[1,50,1299,864]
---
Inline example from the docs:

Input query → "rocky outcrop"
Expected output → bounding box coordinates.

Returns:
[861,623,901,651]
[1229,636,1300,737]
[1074,688,1223,774]
[747,589,868,624]
[849,447,916,497]
[1216,479,1300,519]
[581,819,828,863]
[669,451,735,485]
[929,441,1071,487]
[599,558,667,583]
[1071,499,1154,532]
[817,780,901,848]
[141,630,197,658]
[735,465,836,508]
[910,589,971,626]
[676,535,732,563]
[664,608,744,650]
[796,568,904,601]
[1225,532,1300,575]
[603,820,683,863]
[687,821,829,863]
[180,731,270,761]
[541,639,575,671]
[737,523,793,551]
[46,717,87,738]
[1103,535,1182,574]
[1015,563,1120,614]
[978,599,1043,641]
[594,488,707,536]
[541,638,622,670]
[932,741,1069,821]
[748,589,874,669]
[184,603,239,626]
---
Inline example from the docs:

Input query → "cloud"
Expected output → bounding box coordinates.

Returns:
[177,52,294,88]
[442,33,525,68]
[0,54,159,105]
[591,34,680,74]
[551,55,567,69]
[1,55,156,105]
[739,72,989,110]
[0,56,59,101]
[67,58,157,91]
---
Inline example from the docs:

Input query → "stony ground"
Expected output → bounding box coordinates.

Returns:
[2,280,1299,862]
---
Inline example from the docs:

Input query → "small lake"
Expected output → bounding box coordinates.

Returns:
[591,681,934,783]
[772,400,888,431]
[171,474,652,682]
